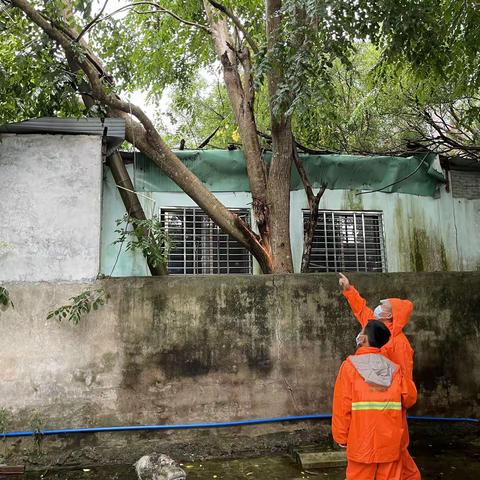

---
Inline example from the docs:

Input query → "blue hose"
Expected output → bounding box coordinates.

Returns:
[2,414,478,438]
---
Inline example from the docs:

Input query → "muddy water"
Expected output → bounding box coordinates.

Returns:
[23,446,480,479]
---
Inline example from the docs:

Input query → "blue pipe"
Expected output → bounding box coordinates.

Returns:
[2,414,478,438]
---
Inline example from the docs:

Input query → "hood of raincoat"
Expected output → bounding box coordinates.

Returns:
[349,353,397,388]
[388,298,413,335]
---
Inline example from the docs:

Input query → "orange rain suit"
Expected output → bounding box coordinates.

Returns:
[343,287,421,479]
[332,346,418,480]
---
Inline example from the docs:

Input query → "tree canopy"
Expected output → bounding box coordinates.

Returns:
[1,0,479,274]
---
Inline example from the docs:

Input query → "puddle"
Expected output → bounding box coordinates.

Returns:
[21,445,480,479]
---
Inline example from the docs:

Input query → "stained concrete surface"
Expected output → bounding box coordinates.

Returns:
[21,444,480,479]
[1,273,479,465]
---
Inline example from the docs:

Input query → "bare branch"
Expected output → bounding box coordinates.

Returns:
[77,1,211,38]
[76,0,109,41]
[292,140,327,272]
[196,124,222,149]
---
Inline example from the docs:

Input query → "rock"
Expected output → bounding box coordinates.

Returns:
[134,453,187,480]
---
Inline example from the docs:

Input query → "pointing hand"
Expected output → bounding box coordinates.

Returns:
[338,273,351,290]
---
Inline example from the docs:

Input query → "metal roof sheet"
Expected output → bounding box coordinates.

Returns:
[0,117,125,151]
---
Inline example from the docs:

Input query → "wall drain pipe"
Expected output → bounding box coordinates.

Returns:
[2,414,478,439]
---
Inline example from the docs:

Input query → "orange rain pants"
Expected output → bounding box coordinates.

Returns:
[346,459,402,480]
[343,287,421,480]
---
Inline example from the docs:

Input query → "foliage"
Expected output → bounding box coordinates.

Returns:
[0,286,13,310]
[161,45,415,153]
[165,41,480,158]
[2,0,478,148]
[0,4,83,123]
[0,408,10,436]
[47,288,108,324]
[92,0,214,102]
[114,214,174,270]
[29,411,45,451]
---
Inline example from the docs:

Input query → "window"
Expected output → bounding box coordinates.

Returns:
[304,210,386,272]
[160,207,252,274]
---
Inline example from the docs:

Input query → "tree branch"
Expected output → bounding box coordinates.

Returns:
[76,0,109,41]
[207,0,258,54]
[196,124,222,149]
[292,140,327,273]
[77,1,211,38]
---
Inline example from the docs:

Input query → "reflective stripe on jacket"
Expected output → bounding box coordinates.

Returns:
[332,346,417,464]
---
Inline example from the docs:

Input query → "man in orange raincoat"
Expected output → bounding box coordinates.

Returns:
[332,320,417,480]
[338,273,420,479]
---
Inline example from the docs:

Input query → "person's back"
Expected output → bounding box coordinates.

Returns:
[332,320,417,480]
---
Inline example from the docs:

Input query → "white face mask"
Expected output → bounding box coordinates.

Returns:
[355,332,364,347]
[374,301,393,320]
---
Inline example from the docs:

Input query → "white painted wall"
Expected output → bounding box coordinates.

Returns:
[101,166,480,275]
[0,134,103,281]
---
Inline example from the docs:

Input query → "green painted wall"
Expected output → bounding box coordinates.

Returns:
[101,166,480,275]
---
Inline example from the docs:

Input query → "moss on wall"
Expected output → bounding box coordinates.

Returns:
[342,190,364,211]
[409,228,450,272]
[394,200,450,272]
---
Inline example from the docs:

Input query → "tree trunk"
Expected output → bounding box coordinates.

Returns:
[204,1,272,267]
[267,117,294,272]
[266,0,294,273]
[292,141,327,272]
[107,152,167,276]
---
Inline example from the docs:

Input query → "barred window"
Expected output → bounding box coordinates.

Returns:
[304,210,387,272]
[160,207,252,274]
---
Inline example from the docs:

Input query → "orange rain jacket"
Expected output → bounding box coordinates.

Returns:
[332,346,417,464]
[343,287,414,379]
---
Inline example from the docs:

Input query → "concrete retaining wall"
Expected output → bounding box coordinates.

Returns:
[0,273,478,465]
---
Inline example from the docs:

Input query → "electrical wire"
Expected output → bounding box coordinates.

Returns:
[356,152,431,196]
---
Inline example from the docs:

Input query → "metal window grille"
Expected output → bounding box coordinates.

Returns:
[160,207,252,274]
[304,210,387,272]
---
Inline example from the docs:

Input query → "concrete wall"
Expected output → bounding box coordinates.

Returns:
[101,166,480,275]
[0,134,103,281]
[0,273,478,465]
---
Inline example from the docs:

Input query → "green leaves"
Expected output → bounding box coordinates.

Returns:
[114,214,174,270]
[91,0,213,100]
[47,288,108,325]
[0,286,13,310]
[0,408,11,437]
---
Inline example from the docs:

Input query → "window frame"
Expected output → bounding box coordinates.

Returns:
[303,209,387,273]
[159,206,253,275]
